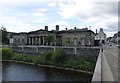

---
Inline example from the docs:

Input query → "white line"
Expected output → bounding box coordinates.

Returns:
[103,51,118,58]
[110,52,118,58]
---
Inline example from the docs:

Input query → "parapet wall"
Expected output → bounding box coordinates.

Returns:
[11,46,100,61]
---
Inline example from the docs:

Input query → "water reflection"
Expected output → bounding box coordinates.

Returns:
[2,62,92,81]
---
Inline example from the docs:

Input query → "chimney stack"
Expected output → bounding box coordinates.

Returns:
[45,26,48,31]
[56,25,59,31]
[96,29,97,33]
[100,28,103,32]
[74,27,76,29]
[89,26,91,30]
[66,28,68,30]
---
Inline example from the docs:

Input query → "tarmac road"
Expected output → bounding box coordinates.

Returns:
[102,45,119,81]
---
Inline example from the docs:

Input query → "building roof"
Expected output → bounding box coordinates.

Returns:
[8,27,95,35]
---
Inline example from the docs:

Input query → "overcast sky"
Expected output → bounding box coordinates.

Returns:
[0,0,119,37]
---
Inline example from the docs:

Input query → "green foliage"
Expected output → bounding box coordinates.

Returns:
[62,57,96,71]
[0,27,9,44]
[31,56,41,65]
[52,49,66,64]
[45,34,55,45]
[12,53,25,61]
[42,51,53,61]
[1,48,13,60]
[63,38,70,46]
[1,48,96,72]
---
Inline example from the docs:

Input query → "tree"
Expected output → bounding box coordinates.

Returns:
[0,26,9,44]
[45,34,55,46]
[63,38,70,46]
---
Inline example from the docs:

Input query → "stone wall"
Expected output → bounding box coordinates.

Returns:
[11,46,100,61]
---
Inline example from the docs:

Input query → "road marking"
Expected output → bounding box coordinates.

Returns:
[112,65,118,68]
[103,51,118,58]
[110,52,118,58]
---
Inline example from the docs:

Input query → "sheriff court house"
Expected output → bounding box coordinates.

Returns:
[8,25,106,47]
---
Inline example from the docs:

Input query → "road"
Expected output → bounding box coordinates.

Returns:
[102,44,119,81]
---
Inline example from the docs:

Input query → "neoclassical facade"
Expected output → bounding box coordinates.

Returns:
[9,25,95,46]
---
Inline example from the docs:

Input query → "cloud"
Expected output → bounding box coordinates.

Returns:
[0,0,119,37]
[32,8,48,23]
[0,0,54,6]
[32,8,48,17]
[0,16,33,32]
[48,3,56,7]
[33,18,47,23]
[58,1,118,20]
[58,1,118,37]
[34,8,48,12]
[32,12,46,17]
[48,21,70,30]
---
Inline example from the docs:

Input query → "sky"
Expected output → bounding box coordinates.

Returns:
[0,0,119,37]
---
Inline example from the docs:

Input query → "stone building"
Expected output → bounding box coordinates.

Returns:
[9,25,95,47]
[112,31,120,44]
[9,32,27,45]
[94,28,106,46]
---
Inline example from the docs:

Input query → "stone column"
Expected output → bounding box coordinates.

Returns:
[29,37,31,45]
[35,36,37,45]
[33,37,35,45]
[32,37,34,45]
[37,37,38,45]
[36,36,38,45]
[30,37,32,45]
[39,36,41,45]
[34,37,36,45]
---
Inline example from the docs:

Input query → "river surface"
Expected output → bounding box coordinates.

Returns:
[2,62,92,82]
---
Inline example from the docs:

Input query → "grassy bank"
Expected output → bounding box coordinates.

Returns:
[1,48,96,72]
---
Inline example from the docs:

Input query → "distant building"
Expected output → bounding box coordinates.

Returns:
[9,25,95,47]
[106,37,113,44]
[112,31,120,44]
[94,28,106,46]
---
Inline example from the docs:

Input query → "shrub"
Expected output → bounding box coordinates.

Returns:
[2,48,13,60]
[42,51,53,61]
[12,53,25,61]
[32,56,41,65]
[52,49,66,64]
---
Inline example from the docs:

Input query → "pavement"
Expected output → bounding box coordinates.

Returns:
[102,45,118,81]
[92,44,119,82]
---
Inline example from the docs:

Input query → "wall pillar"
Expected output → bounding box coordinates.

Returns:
[74,47,77,54]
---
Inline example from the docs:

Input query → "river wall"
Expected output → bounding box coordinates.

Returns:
[11,46,100,61]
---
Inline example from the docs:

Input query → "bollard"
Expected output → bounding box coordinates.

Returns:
[101,48,103,52]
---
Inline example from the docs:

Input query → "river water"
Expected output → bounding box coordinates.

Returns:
[2,62,92,82]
